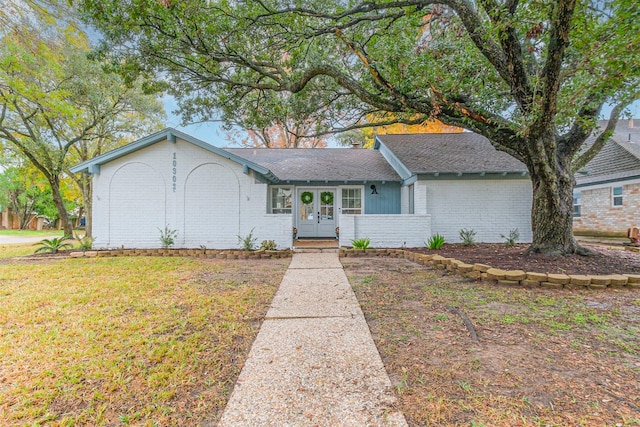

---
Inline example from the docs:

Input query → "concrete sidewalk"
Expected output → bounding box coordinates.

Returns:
[218,252,407,426]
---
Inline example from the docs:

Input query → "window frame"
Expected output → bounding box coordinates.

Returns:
[408,184,415,214]
[340,186,364,215]
[612,186,623,207]
[572,191,581,218]
[268,186,293,214]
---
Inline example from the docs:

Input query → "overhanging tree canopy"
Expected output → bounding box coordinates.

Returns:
[81,0,639,254]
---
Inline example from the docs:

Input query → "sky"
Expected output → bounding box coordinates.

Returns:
[164,95,640,149]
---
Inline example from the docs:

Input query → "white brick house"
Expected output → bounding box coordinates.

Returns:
[70,129,534,249]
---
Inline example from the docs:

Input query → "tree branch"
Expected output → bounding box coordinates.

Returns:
[533,0,577,134]
[572,102,625,173]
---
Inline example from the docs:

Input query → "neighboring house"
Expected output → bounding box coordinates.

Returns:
[70,128,533,249]
[573,119,640,236]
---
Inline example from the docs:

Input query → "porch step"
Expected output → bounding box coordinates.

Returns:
[293,248,340,253]
[293,239,339,252]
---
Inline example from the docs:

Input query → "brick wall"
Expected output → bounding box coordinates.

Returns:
[92,137,293,249]
[574,182,640,235]
[339,214,431,247]
[423,179,533,243]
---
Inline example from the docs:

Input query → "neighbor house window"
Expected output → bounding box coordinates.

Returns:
[573,191,581,217]
[612,186,623,206]
[408,184,415,214]
[341,187,362,214]
[269,187,292,214]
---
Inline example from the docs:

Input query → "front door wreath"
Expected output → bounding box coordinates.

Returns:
[320,191,334,205]
[301,191,314,205]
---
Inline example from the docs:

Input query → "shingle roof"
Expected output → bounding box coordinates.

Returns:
[576,119,640,186]
[375,133,528,174]
[224,148,401,182]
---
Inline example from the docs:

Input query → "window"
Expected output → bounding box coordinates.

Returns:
[408,184,415,214]
[573,191,581,217]
[269,187,292,214]
[341,187,362,214]
[612,186,623,206]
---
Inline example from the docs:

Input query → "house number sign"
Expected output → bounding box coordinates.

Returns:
[172,152,177,192]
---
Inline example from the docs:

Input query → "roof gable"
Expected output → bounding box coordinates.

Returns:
[575,119,640,186]
[69,128,277,182]
[375,133,528,176]
[224,148,400,182]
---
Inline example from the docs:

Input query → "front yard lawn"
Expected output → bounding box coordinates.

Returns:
[345,257,640,427]
[0,256,288,425]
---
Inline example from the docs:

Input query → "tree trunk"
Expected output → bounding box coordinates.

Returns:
[527,159,587,255]
[48,174,74,236]
[82,178,93,238]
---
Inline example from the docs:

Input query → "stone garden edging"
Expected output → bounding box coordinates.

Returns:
[339,248,640,290]
[68,248,292,260]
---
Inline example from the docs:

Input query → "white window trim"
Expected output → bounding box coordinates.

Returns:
[339,185,365,215]
[573,191,581,218]
[268,186,293,214]
[612,186,623,207]
[408,184,415,215]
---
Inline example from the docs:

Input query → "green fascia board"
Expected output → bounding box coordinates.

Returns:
[274,180,401,186]
[373,137,414,181]
[69,128,279,183]
[416,171,529,180]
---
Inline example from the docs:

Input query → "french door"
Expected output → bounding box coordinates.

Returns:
[296,188,336,238]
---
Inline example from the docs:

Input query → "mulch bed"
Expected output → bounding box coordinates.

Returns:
[408,243,640,275]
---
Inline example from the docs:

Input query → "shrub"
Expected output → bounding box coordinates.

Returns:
[159,225,178,248]
[426,233,445,250]
[260,240,277,250]
[34,236,73,254]
[501,228,520,247]
[351,237,371,250]
[459,228,477,246]
[76,235,94,251]
[238,228,258,251]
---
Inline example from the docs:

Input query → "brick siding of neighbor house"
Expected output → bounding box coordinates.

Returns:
[91,137,292,250]
[574,182,640,235]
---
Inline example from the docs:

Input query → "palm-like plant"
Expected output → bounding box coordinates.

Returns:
[34,235,74,254]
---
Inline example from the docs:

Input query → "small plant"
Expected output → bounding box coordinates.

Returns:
[426,233,445,250]
[75,234,94,251]
[459,228,477,246]
[159,225,178,248]
[34,235,73,254]
[260,240,277,250]
[238,227,258,251]
[351,237,371,250]
[501,228,520,247]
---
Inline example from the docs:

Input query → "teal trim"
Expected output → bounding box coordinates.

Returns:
[364,181,401,214]
[283,180,400,186]
[416,172,530,181]
[69,128,280,183]
[88,164,100,174]
[374,137,413,180]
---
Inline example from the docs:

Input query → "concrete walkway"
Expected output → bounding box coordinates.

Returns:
[218,252,407,426]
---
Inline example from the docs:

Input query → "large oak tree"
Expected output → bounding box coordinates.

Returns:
[81,0,639,254]
[0,1,165,236]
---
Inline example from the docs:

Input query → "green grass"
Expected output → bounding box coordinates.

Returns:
[0,229,64,237]
[344,257,640,426]
[0,256,288,425]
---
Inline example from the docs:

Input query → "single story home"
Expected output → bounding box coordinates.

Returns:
[573,119,640,236]
[70,128,533,249]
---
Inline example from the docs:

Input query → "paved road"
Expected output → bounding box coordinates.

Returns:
[0,235,60,244]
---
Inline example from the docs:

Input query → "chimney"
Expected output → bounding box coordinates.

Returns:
[629,118,634,129]
[351,141,361,149]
